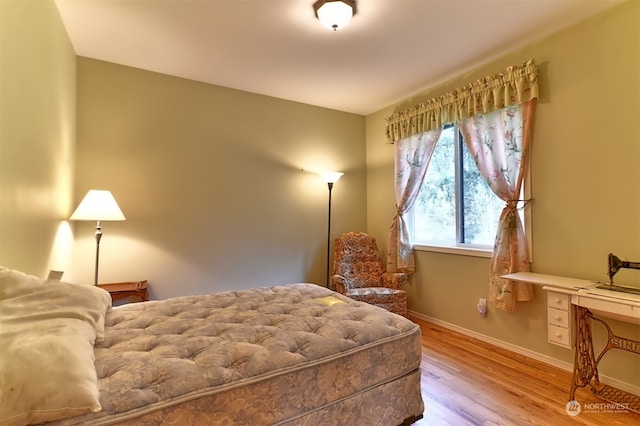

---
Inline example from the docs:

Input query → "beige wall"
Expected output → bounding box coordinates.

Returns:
[71,59,367,298]
[0,0,76,278]
[366,0,640,388]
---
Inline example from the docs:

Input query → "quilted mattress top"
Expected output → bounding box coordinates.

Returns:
[86,283,419,417]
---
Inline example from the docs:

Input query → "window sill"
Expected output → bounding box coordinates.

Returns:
[412,244,492,258]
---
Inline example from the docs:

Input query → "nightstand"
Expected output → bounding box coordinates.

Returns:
[98,280,149,306]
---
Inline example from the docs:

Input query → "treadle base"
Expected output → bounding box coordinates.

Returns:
[593,384,640,414]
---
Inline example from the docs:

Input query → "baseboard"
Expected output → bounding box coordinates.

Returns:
[409,310,640,397]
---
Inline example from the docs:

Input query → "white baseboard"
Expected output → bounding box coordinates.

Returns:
[409,310,640,397]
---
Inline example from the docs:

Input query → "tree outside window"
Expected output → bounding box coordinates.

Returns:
[411,125,508,249]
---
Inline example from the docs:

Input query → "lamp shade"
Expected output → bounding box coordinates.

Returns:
[313,0,356,31]
[70,190,126,221]
[318,171,344,184]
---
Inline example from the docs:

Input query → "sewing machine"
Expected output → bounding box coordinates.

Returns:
[596,253,640,295]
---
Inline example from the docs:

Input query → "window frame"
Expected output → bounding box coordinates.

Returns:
[408,125,532,259]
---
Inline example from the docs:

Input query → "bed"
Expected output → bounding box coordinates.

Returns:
[0,266,424,426]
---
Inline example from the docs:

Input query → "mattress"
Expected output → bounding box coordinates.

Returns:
[52,283,424,425]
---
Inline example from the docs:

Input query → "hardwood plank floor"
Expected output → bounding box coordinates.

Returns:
[411,317,640,426]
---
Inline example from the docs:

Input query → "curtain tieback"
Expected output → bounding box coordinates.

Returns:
[505,199,532,211]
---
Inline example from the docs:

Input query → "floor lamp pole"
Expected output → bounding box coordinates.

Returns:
[326,182,334,288]
[93,220,102,286]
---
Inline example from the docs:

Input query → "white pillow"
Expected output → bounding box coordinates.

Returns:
[0,266,111,426]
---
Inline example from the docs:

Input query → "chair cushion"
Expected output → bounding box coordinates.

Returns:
[346,288,407,305]
[333,232,386,289]
[339,262,383,289]
[345,288,407,317]
[346,287,405,297]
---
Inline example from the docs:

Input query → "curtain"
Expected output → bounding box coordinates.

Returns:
[387,129,441,273]
[384,59,539,312]
[386,59,538,143]
[459,100,535,313]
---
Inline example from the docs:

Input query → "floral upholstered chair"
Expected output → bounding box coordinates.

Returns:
[331,232,408,317]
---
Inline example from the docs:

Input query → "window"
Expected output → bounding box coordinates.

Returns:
[409,125,525,257]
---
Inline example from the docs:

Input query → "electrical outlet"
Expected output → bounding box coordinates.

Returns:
[477,298,487,316]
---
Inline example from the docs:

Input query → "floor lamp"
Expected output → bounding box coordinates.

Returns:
[319,172,343,288]
[70,190,126,286]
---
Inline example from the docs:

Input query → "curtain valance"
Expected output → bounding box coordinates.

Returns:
[385,59,539,143]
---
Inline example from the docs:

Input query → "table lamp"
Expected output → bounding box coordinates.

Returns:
[70,190,126,285]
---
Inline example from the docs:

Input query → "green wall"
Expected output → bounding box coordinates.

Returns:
[0,0,76,277]
[71,58,367,298]
[366,0,640,389]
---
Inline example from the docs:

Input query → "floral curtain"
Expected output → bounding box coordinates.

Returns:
[459,100,535,313]
[387,129,441,273]
[384,59,539,312]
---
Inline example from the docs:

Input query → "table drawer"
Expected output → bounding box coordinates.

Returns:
[98,280,149,306]
[547,292,570,311]
[548,324,571,348]
[547,307,570,328]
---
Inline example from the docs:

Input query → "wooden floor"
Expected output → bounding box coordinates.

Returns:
[411,317,640,426]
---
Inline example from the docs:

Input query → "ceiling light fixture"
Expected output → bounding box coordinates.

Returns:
[313,0,356,31]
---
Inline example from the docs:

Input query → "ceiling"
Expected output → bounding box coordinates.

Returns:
[54,0,624,116]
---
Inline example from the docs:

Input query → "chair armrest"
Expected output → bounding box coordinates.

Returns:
[381,272,408,290]
[331,274,349,293]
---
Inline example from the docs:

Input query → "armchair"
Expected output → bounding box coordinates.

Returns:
[331,232,408,317]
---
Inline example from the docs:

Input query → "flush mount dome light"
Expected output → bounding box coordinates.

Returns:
[313,0,357,31]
